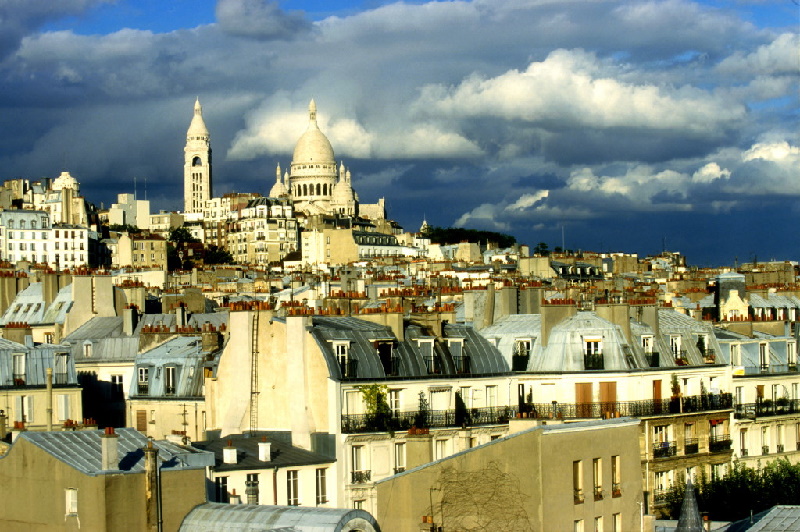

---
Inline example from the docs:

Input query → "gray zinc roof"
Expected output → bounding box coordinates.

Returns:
[194,432,334,473]
[14,427,213,476]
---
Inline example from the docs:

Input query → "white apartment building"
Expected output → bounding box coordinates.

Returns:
[0,210,92,269]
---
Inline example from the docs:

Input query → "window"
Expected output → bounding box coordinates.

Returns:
[12,353,25,383]
[389,389,401,414]
[111,375,124,399]
[316,468,328,505]
[435,439,447,460]
[395,442,406,473]
[735,386,743,405]
[612,513,621,532]
[57,394,70,421]
[593,458,603,500]
[573,460,584,504]
[612,455,621,497]
[641,335,653,353]
[246,473,259,504]
[83,342,92,358]
[594,516,603,532]
[486,385,497,408]
[287,470,299,505]
[165,366,176,395]
[14,395,33,423]
[137,367,149,394]
[65,488,78,516]
[759,343,769,370]
[574,520,584,532]
[215,477,229,503]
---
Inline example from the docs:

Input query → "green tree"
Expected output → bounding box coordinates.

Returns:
[168,227,200,245]
[204,245,234,265]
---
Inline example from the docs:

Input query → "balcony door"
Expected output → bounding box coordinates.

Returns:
[653,380,662,414]
[599,381,617,417]
[576,382,593,418]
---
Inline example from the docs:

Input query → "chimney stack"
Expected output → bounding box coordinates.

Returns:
[143,439,162,531]
[101,427,119,470]
[258,438,271,462]
[223,440,237,464]
[123,306,139,336]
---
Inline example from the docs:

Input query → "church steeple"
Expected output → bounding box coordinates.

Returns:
[184,98,212,213]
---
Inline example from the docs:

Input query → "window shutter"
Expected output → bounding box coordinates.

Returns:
[57,394,70,421]
[14,396,23,422]
[26,396,34,423]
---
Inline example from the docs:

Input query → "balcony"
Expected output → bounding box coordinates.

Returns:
[573,488,584,504]
[165,385,176,396]
[594,486,604,501]
[351,470,372,484]
[646,352,660,368]
[653,488,669,504]
[12,373,25,386]
[777,444,785,453]
[709,434,732,453]
[741,448,749,457]
[584,353,605,370]
[137,382,149,395]
[341,405,515,434]
[674,349,688,365]
[653,441,677,458]
[734,399,800,419]
[684,438,699,455]
[422,356,441,375]
[393,466,406,474]
[512,354,530,371]
[702,349,716,364]
[762,445,770,455]
[452,355,471,375]
[339,358,358,379]
[612,483,621,498]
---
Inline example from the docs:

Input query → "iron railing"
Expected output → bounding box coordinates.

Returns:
[594,486,604,501]
[777,444,785,453]
[653,488,669,503]
[684,438,699,455]
[339,359,358,379]
[452,355,471,375]
[584,353,604,370]
[762,445,770,455]
[741,448,748,457]
[137,382,149,394]
[512,355,530,371]
[351,470,371,484]
[612,483,621,498]
[709,434,732,452]
[734,399,800,419]
[341,393,733,433]
[653,441,677,458]
[422,356,441,374]
[574,488,584,504]
[646,352,660,368]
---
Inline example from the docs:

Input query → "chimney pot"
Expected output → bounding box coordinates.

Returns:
[101,427,120,470]
[258,440,272,462]
[223,445,238,464]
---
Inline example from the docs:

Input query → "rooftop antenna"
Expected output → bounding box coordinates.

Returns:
[561,224,565,251]
[134,176,137,200]
[144,177,148,201]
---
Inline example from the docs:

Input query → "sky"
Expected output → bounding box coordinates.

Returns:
[0,0,798,266]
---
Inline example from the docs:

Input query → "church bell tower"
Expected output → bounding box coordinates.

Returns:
[184,98,212,213]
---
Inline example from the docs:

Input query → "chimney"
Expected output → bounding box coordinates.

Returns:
[258,438,271,462]
[229,489,242,505]
[143,439,161,531]
[0,409,6,440]
[176,304,187,328]
[101,426,119,470]
[123,306,139,336]
[43,273,59,308]
[223,440,237,464]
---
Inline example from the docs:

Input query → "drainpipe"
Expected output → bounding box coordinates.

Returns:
[273,467,278,505]
[46,368,53,431]
[0,409,6,440]
[144,439,163,532]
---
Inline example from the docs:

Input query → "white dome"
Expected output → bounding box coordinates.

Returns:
[292,100,335,164]
[187,98,209,138]
[52,171,79,192]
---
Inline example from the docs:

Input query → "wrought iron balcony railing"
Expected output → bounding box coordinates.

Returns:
[512,354,530,371]
[351,470,372,484]
[452,355,471,375]
[762,445,770,455]
[709,434,732,452]
[612,483,621,498]
[741,448,748,457]
[340,393,733,433]
[653,441,677,458]
[137,382,149,394]
[594,486,604,501]
[584,353,604,370]
[734,399,800,419]
[573,488,584,504]
[684,438,699,455]
[339,358,358,379]
[777,444,785,453]
[646,352,660,368]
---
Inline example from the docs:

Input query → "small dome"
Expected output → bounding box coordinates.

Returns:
[187,98,209,138]
[269,164,289,197]
[52,171,79,192]
[292,100,335,164]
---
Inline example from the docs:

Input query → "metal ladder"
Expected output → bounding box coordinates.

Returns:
[249,310,259,435]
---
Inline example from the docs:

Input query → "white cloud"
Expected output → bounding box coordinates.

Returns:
[743,141,800,163]
[692,162,730,183]
[417,49,745,134]
[717,33,800,77]
[508,190,549,211]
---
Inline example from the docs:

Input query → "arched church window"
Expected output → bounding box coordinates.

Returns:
[302,184,307,196]
[323,184,327,195]
[193,156,202,167]
[316,184,321,196]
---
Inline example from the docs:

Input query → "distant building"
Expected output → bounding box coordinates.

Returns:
[184,98,212,213]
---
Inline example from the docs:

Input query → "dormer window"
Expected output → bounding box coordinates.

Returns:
[417,339,439,374]
[333,342,355,378]
[137,367,149,394]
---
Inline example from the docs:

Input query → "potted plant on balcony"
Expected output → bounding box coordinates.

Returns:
[670,374,682,413]
[359,383,391,433]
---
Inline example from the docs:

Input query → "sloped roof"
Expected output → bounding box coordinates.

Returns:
[0,282,72,326]
[726,506,800,532]
[193,432,333,473]
[14,427,213,476]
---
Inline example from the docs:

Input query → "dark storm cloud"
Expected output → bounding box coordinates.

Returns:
[216,0,313,41]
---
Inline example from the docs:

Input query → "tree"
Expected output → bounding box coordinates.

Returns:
[422,225,516,248]
[204,245,234,265]
[168,227,199,245]
[533,242,549,256]
[664,459,800,521]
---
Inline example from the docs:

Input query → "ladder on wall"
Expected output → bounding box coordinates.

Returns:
[249,310,259,435]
